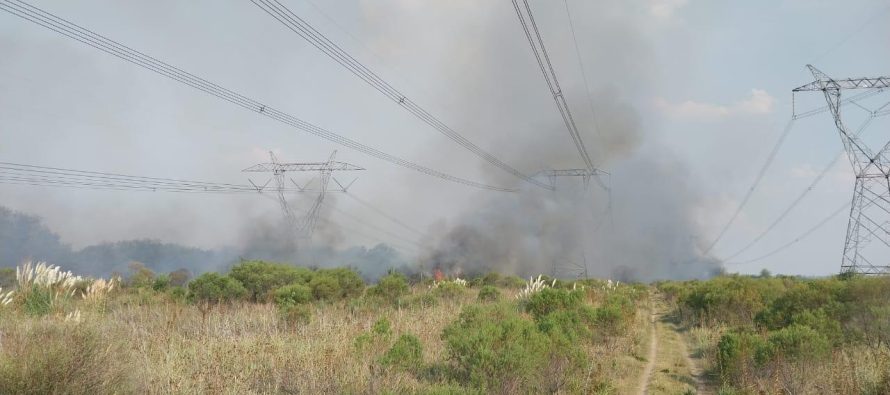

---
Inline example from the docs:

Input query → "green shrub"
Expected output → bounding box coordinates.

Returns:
[716,330,770,384]
[482,272,502,286]
[187,273,246,305]
[477,285,501,302]
[126,262,155,288]
[168,268,191,287]
[354,318,393,353]
[169,286,187,303]
[524,288,583,319]
[229,261,311,302]
[432,281,466,300]
[679,275,790,327]
[309,274,340,301]
[417,383,481,395]
[379,334,423,372]
[503,276,527,289]
[152,274,171,292]
[274,283,312,307]
[766,324,830,362]
[279,303,312,327]
[538,306,598,345]
[373,317,392,337]
[789,308,843,345]
[21,286,53,316]
[317,268,365,299]
[442,303,551,392]
[367,272,409,303]
[755,281,841,330]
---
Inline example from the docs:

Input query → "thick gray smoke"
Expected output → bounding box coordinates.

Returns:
[404,1,724,281]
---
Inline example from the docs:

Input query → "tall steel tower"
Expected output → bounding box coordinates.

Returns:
[243,151,363,240]
[794,65,890,274]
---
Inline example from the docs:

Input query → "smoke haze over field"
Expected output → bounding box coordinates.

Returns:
[1,0,888,278]
[408,1,722,281]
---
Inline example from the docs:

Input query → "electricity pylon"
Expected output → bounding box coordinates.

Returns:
[794,65,890,275]
[537,168,612,279]
[243,151,363,239]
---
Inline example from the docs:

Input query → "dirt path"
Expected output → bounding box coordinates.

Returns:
[641,295,703,394]
[639,309,658,395]
[678,331,712,395]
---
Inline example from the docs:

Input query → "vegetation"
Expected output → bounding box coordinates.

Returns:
[660,274,890,394]
[1,258,886,394]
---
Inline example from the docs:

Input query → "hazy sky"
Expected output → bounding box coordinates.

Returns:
[1,0,889,277]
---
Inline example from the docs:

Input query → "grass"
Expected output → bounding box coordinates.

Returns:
[4,264,886,394]
[646,301,697,394]
[0,272,650,394]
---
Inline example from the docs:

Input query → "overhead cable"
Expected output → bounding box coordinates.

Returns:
[0,0,516,192]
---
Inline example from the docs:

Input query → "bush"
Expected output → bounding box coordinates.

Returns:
[126,262,155,288]
[716,330,770,385]
[379,334,423,372]
[680,275,787,327]
[765,324,830,362]
[229,261,311,302]
[442,303,551,392]
[152,274,171,292]
[523,288,583,319]
[354,318,393,353]
[755,281,841,330]
[21,286,53,316]
[482,272,501,286]
[477,285,501,302]
[538,306,598,345]
[309,274,340,301]
[279,303,312,327]
[432,281,466,300]
[367,272,409,303]
[168,268,191,287]
[274,284,312,307]
[317,268,365,299]
[188,273,246,305]
[503,276,527,289]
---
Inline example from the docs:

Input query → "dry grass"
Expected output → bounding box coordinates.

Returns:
[0,277,651,394]
[110,292,470,393]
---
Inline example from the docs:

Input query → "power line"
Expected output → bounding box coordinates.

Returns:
[511,0,595,171]
[727,201,850,265]
[321,199,425,251]
[249,0,552,190]
[722,115,876,261]
[0,0,516,192]
[0,160,421,254]
[343,192,427,238]
[561,0,604,148]
[810,4,890,64]
[702,118,797,255]
[0,161,317,193]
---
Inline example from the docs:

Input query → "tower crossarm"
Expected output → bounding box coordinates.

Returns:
[242,162,364,173]
[794,65,890,92]
[794,77,890,92]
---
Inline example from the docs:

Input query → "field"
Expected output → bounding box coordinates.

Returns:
[0,262,888,394]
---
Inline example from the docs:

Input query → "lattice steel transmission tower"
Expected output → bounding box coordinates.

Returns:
[243,151,363,239]
[794,65,890,275]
